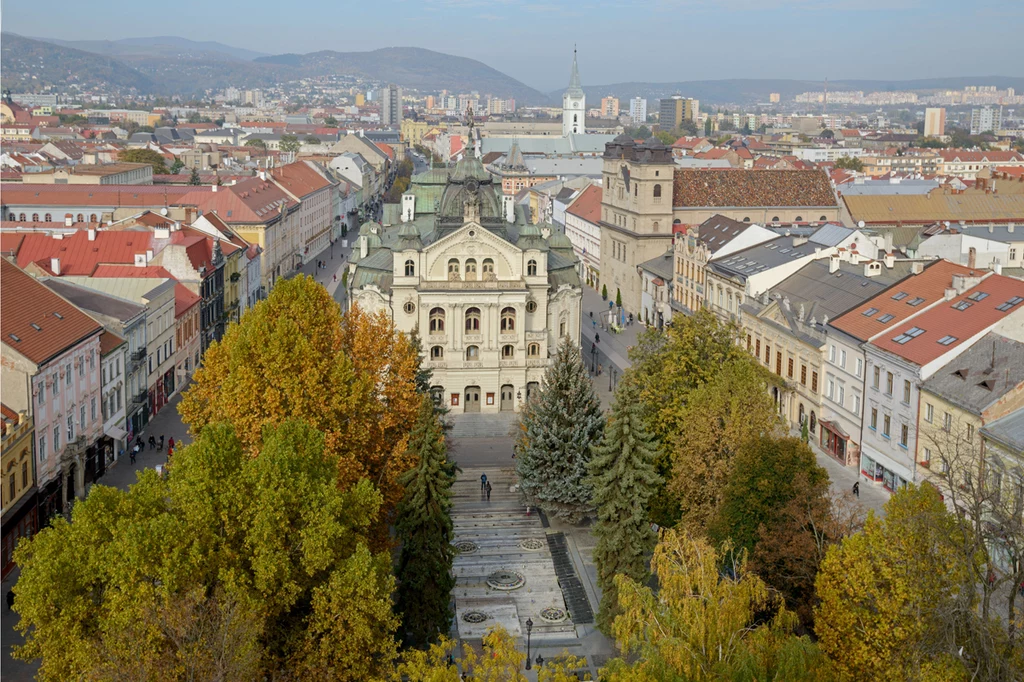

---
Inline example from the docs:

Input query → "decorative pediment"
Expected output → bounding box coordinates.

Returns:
[423,222,521,280]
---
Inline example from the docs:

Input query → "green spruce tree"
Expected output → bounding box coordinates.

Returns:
[514,338,604,523]
[588,379,662,632]
[602,283,608,300]
[615,288,622,308]
[395,396,456,646]
[188,166,201,185]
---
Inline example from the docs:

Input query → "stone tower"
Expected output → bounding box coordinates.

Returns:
[562,49,585,137]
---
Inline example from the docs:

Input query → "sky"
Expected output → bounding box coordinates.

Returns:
[3,0,1023,92]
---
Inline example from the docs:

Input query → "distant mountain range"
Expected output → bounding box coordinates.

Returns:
[0,33,549,104]
[5,32,1022,108]
[561,77,1024,106]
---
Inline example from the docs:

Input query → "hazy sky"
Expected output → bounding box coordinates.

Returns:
[4,0,1023,92]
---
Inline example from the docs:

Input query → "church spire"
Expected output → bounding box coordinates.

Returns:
[567,47,583,96]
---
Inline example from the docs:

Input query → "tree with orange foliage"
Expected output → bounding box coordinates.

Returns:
[179,275,421,545]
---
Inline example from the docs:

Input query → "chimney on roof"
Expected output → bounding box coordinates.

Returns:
[88,227,96,241]
[989,224,995,233]
[912,261,924,274]
[884,252,895,268]
[829,256,840,274]
[992,261,1003,275]
[945,287,957,300]
[50,257,60,276]
[212,184,218,192]
[1009,222,1015,233]
[968,246,977,270]
[146,249,153,263]
[258,169,267,181]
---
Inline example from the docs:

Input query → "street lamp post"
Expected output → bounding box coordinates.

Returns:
[609,364,614,392]
[525,618,534,670]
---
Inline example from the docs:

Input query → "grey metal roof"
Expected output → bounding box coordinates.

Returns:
[709,236,818,281]
[698,215,756,255]
[41,278,145,322]
[960,225,1024,244]
[921,333,1024,416]
[981,409,1024,455]
[639,250,675,281]
[767,260,915,322]
[838,179,940,196]
[673,157,733,169]
[809,223,855,247]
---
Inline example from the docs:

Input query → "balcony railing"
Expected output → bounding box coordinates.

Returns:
[131,348,146,363]
[133,390,148,406]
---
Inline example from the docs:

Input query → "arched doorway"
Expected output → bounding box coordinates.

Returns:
[464,386,481,413]
[809,411,817,435]
[500,385,515,411]
[526,382,539,402]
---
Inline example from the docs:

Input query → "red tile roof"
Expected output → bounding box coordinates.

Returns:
[830,260,976,341]
[174,283,201,318]
[672,169,838,208]
[177,177,296,225]
[870,274,1024,366]
[1,259,102,365]
[0,184,207,208]
[270,161,335,199]
[8,230,154,276]
[939,151,1024,164]
[375,142,395,161]
[99,330,125,355]
[566,184,602,223]
[92,264,174,279]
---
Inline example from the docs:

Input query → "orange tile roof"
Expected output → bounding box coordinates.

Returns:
[99,330,125,355]
[91,264,174,279]
[870,274,1024,366]
[177,177,297,225]
[270,161,335,198]
[174,283,201,317]
[829,260,976,341]
[566,184,602,223]
[1,259,102,365]
[0,183,206,208]
[9,230,154,276]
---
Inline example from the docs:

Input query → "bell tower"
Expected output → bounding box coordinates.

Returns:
[562,48,585,137]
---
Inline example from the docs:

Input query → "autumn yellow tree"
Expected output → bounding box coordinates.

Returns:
[603,529,823,681]
[179,276,421,540]
[815,485,977,682]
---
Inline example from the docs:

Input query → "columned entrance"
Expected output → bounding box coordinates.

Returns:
[464,386,481,413]
[500,384,515,412]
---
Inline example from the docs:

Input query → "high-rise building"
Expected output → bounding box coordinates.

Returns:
[658,96,699,130]
[629,97,647,125]
[970,106,1002,135]
[769,93,781,104]
[382,84,403,128]
[355,93,366,107]
[600,96,620,118]
[924,107,946,137]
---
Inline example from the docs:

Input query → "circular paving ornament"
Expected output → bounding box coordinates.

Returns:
[486,569,526,591]
[540,607,568,623]
[519,538,545,551]
[453,540,478,554]
[462,610,488,624]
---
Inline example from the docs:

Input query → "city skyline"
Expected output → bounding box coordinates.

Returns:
[3,0,1023,92]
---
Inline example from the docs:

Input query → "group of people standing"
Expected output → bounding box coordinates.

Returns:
[129,434,174,465]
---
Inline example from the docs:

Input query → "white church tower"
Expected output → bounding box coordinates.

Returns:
[562,49,585,137]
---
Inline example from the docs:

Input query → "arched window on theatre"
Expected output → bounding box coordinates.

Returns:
[500,307,516,332]
[465,258,477,281]
[430,346,444,360]
[465,307,481,332]
[527,259,537,276]
[429,307,445,333]
[448,259,460,276]
[466,345,479,361]
[404,259,415,276]
[482,258,494,276]
[528,343,540,357]
[501,345,514,359]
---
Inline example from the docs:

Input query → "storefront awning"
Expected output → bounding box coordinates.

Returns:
[104,424,128,442]
[819,419,850,439]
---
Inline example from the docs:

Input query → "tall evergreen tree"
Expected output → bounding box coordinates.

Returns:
[188,166,201,185]
[588,379,662,632]
[514,338,604,523]
[395,396,456,646]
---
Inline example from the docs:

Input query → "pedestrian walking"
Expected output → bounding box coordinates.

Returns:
[598,363,603,376]
[167,437,175,453]
[159,435,165,451]
[333,274,337,282]
[595,333,600,344]
[852,481,860,498]
[628,312,634,326]
[592,318,596,330]
[148,435,156,451]
[486,481,492,501]
[480,473,487,491]
[6,589,14,611]
[130,444,138,464]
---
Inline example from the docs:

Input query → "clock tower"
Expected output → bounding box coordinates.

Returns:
[562,49,585,137]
